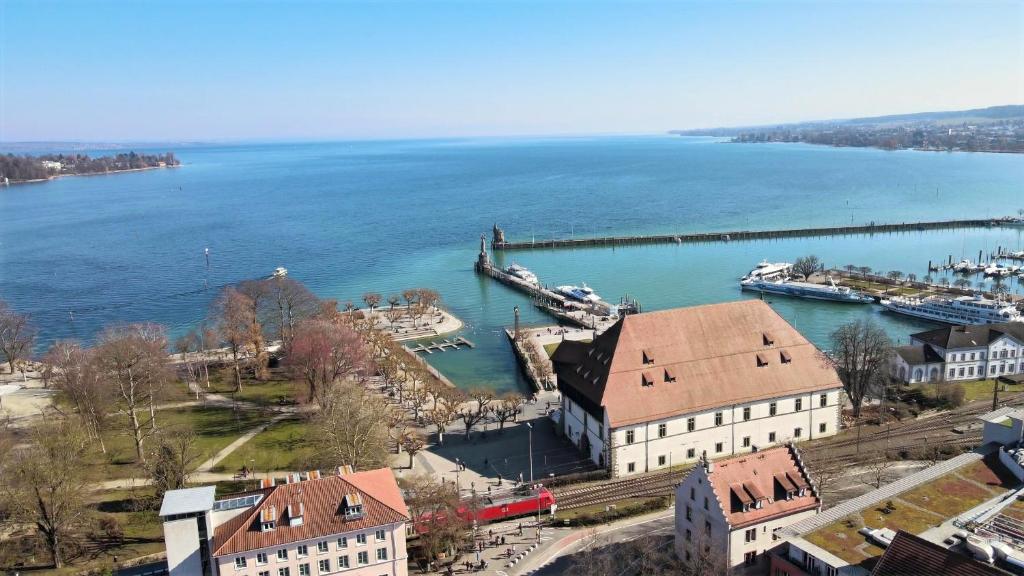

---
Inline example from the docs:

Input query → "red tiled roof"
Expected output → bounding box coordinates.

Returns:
[212,468,409,557]
[706,446,819,529]
[552,300,842,427]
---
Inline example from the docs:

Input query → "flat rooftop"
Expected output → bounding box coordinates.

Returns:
[799,453,1018,571]
[159,486,216,517]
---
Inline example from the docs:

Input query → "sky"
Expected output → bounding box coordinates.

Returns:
[1,0,1022,142]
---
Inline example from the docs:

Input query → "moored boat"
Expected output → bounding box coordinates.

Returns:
[506,263,539,285]
[879,294,1023,324]
[741,260,792,281]
[740,275,874,303]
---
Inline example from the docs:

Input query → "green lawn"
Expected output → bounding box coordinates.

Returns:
[213,416,316,475]
[543,343,560,357]
[93,405,269,479]
[206,370,302,407]
[908,379,1020,403]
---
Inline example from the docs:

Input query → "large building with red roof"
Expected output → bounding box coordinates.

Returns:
[674,444,821,572]
[551,300,842,477]
[161,467,410,576]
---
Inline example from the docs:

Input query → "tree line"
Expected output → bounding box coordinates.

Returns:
[0,151,179,182]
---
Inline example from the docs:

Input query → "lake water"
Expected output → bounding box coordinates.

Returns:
[2,136,1023,392]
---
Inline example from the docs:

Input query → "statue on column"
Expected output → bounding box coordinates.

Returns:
[492,223,506,246]
[476,233,490,270]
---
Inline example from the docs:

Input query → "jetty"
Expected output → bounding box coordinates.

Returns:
[487,218,1021,251]
[473,234,623,331]
[407,337,476,354]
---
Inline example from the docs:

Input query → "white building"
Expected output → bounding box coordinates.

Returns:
[161,467,410,576]
[675,444,821,572]
[892,322,1024,384]
[552,300,843,478]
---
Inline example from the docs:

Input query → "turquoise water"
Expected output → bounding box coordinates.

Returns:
[2,136,1023,392]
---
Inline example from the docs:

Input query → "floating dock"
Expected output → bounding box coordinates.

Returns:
[407,337,476,354]
[489,217,1020,251]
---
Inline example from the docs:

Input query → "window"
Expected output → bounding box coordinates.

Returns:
[949,368,956,378]
[769,402,777,416]
[687,417,695,432]
[714,412,723,426]
[356,533,367,545]
[715,442,723,453]
[260,572,270,576]
[704,520,711,534]
[743,406,751,421]
[375,529,386,542]
[686,505,692,520]
[257,553,268,565]
[626,430,635,444]
[318,559,330,574]
[819,394,827,407]
[704,497,709,510]
[358,551,369,566]
[768,431,776,443]
[687,448,696,459]
[742,436,751,448]
[317,541,329,554]
[337,537,348,549]
[278,569,290,576]
[690,487,695,500]
[658,455,666,466]
[819,423,827,434]
[627,462,636,473]
[795,399,803,412]
[376,548,388,561]
[745,528,757,543]
[744,551,757,566]
[277,549,288,561]
[297,544,308,558]
[236,557,247,570]
[658,423,667,438]
[338,556,350,569]
[794,427,802,438]
[685,528,692,541]
[298,564,310,576]
[971,352,976,360]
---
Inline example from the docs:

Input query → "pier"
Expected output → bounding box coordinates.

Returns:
[407,336,476,354]
[488,217,1021,251]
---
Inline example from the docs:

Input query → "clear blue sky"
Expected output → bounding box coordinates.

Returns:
[1,0,1021,141]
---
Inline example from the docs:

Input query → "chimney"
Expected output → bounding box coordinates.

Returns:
[260,478,275,489]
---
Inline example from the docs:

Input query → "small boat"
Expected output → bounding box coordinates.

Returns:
[505,263,539,285]
[740,275,874,303]
[272,267,288,278]
[741,260,792,282]
[965,534,995,563]
[985,263,1019,277]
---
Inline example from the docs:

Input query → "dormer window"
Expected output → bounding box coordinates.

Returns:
[641,371,654,387]
[664,367,677,383]
[288,502,304,527]
[642,350,655,365]
[780,350,792,364]
[756,352,769,367]
[342,493,364,520]
[260,505,277,532]
[762,332,774,346]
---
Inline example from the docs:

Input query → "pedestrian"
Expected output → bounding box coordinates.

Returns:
[501,535,506,545]
[488,528,493,539]
[518,472,523,484]
[497,473,502,486]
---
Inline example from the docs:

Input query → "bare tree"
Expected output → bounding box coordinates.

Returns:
[312,382,391,471]
[212,287,253,391]
[866,457,895,489]
[384,295,404,331]
[401,430,426,469]
[236,280,271,380]
[426,387,462,445]
[3,419,92,569]
[459,387,495,438]
[0,300,36,374]
[93,323,170,463]
[791,255,821,280]
[401,474,469,571]
[824,319,893,418]
[493,392,525,430]
[146,425,202,499]
[362,292,382,315]
[287,319,371,404]
[43,341,110,453]
[268,276,319,345]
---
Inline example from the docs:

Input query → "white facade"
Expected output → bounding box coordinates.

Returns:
[893,332,1024,384]
[674,461,819,571]
[563,389,841,477]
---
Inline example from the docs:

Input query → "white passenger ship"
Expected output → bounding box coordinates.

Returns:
[879,294,1023,325]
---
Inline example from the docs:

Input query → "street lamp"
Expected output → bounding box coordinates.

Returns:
[455,458,461,494]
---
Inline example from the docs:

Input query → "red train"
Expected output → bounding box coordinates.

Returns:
[413,485,556,534]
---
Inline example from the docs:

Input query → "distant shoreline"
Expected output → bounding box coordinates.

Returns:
[3,164,181,186]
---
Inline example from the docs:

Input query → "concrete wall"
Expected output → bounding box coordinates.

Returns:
[164,516,205,576]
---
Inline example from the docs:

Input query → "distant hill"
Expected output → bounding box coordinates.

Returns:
[671,104,1024,136]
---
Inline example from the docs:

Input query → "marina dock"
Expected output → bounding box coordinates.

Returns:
[489,217,1021,251]
[407,336,476,354]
